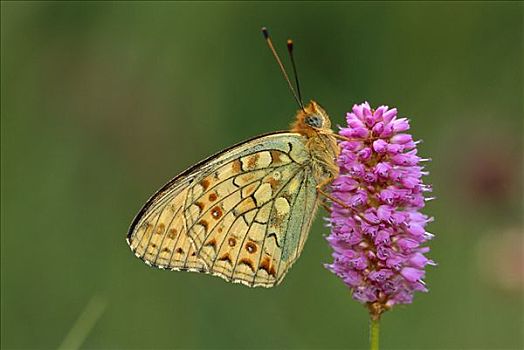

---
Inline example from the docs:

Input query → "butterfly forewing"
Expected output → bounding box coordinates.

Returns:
[127,132,320,287]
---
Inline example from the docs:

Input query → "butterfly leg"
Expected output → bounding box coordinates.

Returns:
[323,132,379,144]
[319,132,357,142]
[319,199,332,213]
[315,177,351,209]
[316,177,374,224]
[331,134,352,141]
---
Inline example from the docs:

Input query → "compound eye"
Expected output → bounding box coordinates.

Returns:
[305,114,323,128]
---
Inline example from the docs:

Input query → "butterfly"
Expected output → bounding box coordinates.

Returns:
[126,28,341,288]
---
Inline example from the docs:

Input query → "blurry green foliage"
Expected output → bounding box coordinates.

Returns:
[1,2,522,349]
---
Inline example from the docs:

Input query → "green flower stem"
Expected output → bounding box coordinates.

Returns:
[369,315,380,350]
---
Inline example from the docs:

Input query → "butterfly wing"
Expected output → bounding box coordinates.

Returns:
[127,132,320,287]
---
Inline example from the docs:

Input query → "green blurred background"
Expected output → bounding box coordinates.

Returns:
[1,2,522,349]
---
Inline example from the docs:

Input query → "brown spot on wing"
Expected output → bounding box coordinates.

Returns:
[267,177,280,190]
[204,238,217,251]
[242,182,259,198]
[156,223,165,234]
[270,150,282,164]
[247,154,260,169]
[270,265,276,277]
[260,257,276,277]
[176,247,184,255]
[208,193,218,201]
[228,237,236,247]
[218,253,233,265]
[245,241,257,254]
[198,219,209,232]
[195,201,205,212]
[167,228,177,239]
[211,206,223,220]
[239,258,255,272]
[232,159,242,173]
[200,179,210,190]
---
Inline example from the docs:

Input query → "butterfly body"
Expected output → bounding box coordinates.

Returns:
[291,101,340,185]
[127,100,339,287]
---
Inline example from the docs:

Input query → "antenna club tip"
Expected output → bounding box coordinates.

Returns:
[287,39,293,49]
[261,27,269,39]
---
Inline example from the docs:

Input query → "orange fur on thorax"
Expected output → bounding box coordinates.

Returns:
[290,100,340,182]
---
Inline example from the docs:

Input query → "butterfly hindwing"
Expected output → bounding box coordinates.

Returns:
[129,185,207,272]
[127,132,319,287]
[191,159,315,287]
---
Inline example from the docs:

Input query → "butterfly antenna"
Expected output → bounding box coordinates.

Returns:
[286,39,304,108]
[261,27,304,109]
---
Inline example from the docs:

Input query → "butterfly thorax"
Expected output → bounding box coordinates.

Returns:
[291,101,340,184]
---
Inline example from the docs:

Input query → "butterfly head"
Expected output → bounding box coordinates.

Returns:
[291,100,332,136]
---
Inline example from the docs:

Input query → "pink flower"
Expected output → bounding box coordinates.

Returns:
[326,102,435,316]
